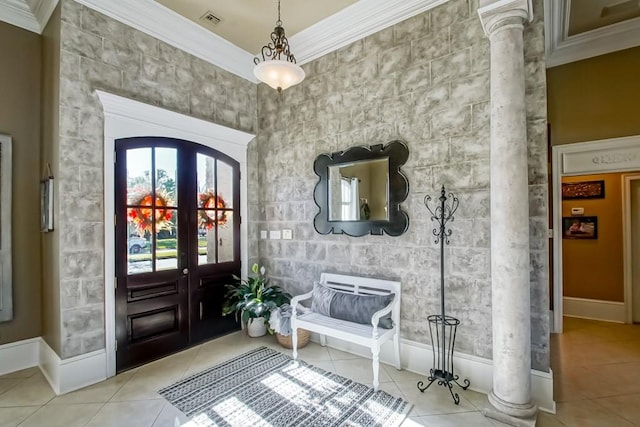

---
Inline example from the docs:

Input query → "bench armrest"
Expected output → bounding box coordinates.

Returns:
[291,291,313,318]
[371,297,396,328]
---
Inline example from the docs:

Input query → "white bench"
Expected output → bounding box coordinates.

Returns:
[290,273,401,391]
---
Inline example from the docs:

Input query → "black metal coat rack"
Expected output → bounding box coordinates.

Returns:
[417,185,470,404]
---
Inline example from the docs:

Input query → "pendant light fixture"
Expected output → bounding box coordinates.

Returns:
[253,0,305,92]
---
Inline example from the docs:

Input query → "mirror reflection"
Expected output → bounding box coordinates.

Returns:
[328,158,389,221]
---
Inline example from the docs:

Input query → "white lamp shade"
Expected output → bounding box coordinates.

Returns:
[254,60,305,91]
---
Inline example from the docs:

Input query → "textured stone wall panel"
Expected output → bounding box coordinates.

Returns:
[256,0,549,371]
[57,0,257,358]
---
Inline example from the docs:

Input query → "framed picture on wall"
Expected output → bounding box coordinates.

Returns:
[562,216,597,239]
[562,180,605,200]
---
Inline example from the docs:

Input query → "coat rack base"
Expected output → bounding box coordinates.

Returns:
[417,314,470,405]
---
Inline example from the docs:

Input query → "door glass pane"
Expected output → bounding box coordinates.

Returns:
[126,146,179,274]
[127,148,152,205]
[218,214,234,263]
[217,160,234,209]
[198,222,216,265]
[157,209,178,271]
[197,212,234,265]
[127,208,152,275]
[156,147,177,208]
[197,153,216,200]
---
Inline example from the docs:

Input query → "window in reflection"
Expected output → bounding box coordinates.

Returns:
[328,158,389,222]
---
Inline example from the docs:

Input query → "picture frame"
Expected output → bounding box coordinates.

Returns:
[562,180,605,200]
[40,177,54,232]
[562,216,597,239]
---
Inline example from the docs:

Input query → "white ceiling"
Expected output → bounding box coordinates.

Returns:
[153,0,359,54]
[1,0,640,76]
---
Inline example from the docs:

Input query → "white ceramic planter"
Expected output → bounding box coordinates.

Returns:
[246,317,267,337]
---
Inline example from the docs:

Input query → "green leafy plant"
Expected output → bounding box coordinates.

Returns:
[222,263,291,326]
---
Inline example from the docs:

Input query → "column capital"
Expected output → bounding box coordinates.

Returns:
[477,0,533,36]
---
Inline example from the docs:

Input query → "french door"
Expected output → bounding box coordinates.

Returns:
[114,137,240,372]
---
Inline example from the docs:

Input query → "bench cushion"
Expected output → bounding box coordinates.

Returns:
[310,282,394,328]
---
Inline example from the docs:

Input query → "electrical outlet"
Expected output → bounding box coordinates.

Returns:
[260,230,268,239]
[282,229,292,240]
[269,230,281,240]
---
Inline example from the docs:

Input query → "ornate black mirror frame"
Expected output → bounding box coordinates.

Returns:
[313,140,409,236]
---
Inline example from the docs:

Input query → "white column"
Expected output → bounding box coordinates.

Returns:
[478,1,537,425]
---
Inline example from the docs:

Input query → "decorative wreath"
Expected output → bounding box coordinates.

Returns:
[199,190,228,230]
[128,189,174,234]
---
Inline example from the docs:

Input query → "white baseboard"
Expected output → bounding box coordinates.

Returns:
[39,339,106,394]
[312,334,556,414]
[563,297,625,323]
[0,337,106,395]
[0,337,40,376]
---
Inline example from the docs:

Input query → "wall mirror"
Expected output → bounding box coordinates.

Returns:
[0,134,12,322]
[313,140,409,236]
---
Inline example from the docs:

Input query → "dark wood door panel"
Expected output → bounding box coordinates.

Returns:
[116,329,187,371]
[129,306,179,342]
[115,137,241,372]
[125,274,181,302]
[191,285,240,344]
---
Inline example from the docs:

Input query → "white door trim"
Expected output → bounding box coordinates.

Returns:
[552,135,640,333]
[96,91,255,377]
[623,174,640,324]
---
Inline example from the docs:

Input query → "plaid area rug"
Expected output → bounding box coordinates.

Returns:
[159,346,412,427]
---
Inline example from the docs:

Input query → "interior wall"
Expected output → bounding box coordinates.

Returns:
[40,4,62,355]
[0,22,43,345]
[55,0,257,359]
[256,0,550,371]
[562,173,624,301]
[547,46,640,145]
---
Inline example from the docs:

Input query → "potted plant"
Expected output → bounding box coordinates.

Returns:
[222,263,291,337]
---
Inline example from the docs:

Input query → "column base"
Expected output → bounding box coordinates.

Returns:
[483,407,537,427]
[483,390,538,426]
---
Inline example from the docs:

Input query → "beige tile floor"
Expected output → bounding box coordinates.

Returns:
[0,317,638,426]
[549,317,640,427]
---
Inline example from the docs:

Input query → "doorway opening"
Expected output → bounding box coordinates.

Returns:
[552,135,640,333]
[115,137,241,371]
[97,91,254,378]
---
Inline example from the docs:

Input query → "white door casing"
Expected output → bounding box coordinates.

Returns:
[552,135,640,333]
[96,91,254,377]
[623,175,640,323]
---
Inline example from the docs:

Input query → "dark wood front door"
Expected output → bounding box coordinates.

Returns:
[115,137,240,372]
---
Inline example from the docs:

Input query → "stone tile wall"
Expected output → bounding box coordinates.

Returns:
[56,0,257,358]
[256,0,549,371]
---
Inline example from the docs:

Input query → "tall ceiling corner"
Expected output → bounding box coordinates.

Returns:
[545,0,640,68]
[0,0,58,34]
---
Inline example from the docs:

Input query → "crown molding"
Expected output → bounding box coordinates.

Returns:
[31,0,58,32]
[0,0,58,34]
[290,0,451,64]
[74,0,257,82]
[545,0,640,68]
[0,0,39,33]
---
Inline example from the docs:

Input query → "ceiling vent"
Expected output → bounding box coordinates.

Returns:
[200,11,221,26]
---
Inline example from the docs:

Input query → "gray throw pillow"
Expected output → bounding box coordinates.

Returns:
[311,281,334,316]
[311,282,394,329]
